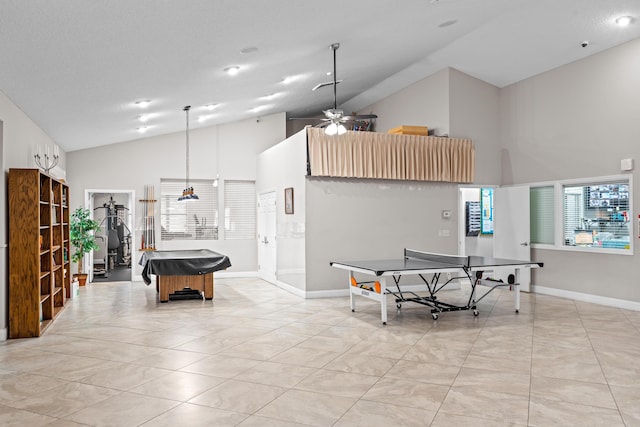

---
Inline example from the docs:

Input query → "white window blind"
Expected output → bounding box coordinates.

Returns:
[160,179,218,240]
[563,188,582,246]
[530,186,554,245]
[224,180,256,240]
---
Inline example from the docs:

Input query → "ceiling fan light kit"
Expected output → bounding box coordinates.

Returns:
[290,42,377,135]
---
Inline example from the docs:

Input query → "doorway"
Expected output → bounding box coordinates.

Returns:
[85,189,135,283]
[257,191,277,284]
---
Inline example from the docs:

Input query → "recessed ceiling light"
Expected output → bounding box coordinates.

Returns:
[137,126,149,133]
[224,66,241,76]
[282,75,300,85]
[134,99,151,108]
[197,115,214,123]
[137,114,150,122]
[615,15,632,26]
[240,46,259,54]
[259,93,281,101]
[204,103,219,110]
[249,105,271,113]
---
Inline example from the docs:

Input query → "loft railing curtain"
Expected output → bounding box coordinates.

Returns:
[307,127,475,183]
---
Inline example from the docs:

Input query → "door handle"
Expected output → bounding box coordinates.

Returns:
[520,242,529,247]
[263,237,269,244]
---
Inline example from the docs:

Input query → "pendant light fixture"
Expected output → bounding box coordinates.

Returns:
[178,106,199,202]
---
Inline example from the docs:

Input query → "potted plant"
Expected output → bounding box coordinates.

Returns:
[70,207,100,286]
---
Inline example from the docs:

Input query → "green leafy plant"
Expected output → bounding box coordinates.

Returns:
[70,207,100,274]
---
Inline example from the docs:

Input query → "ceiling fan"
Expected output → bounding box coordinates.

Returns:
[290,43,377,135]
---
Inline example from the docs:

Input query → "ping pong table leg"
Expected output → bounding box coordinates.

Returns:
[349,271,356,312]
[514,268,521,314]
[380,277,387,325]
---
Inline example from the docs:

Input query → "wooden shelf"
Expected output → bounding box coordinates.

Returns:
[9,168,71,338]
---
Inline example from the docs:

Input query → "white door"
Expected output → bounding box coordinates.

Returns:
[494,185,531,291]
[257,191,277,284]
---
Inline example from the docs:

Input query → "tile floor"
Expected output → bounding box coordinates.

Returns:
[1,277,639,426]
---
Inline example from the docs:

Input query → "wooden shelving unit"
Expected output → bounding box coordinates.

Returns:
[9,168,71,338]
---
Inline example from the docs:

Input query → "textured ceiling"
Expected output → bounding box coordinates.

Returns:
[0,0,639,152]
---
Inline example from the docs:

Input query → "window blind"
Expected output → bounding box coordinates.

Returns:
[160,179,218,240]
[563,188,582,246]
[530,186,554,244]
[224,180,256,240]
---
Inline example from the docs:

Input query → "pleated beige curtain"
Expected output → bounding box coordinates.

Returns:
[307,128,475,183]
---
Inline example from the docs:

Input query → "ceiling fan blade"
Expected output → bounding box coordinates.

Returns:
[312,80,342,91]
[288,117,329,121]
[341,114,378,121]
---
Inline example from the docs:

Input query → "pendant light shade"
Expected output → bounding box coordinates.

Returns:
[178,106,199,202]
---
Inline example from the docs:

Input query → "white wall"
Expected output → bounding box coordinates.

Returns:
[1,89,66,339]
[256,129,308,291]
[67,112,286,278]
[500,38,640,303]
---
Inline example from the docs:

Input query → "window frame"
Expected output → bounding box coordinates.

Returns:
[529,174,633,255]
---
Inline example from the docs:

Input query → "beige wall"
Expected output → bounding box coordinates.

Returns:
[449,69,501,185]
[359,68,450,136]
[500,38,640,303]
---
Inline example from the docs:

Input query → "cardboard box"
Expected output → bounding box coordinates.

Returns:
[387,125,428,136]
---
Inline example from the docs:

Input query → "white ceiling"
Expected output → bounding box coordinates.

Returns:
[1,0,639,152]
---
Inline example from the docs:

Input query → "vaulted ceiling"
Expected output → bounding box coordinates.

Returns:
[1,0,639,151]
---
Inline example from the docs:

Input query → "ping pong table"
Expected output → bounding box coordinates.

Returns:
[330,249,543,324]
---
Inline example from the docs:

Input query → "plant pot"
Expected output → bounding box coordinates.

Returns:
[74,273,88,286]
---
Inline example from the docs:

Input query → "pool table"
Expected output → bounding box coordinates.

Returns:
[139,249,231,302]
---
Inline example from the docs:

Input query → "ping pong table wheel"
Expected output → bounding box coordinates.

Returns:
[515,309,519,314]
[431,313,438,320]
[473,310,479,317]
[396,303,402,309]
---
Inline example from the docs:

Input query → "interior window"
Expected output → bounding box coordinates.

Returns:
[160,178,218,240]
[562,181,630,250]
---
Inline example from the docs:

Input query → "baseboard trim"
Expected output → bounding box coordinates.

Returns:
[275,280,305,298]
[532,285,640,312]
[0,328,7,342]
[216,271,258,278]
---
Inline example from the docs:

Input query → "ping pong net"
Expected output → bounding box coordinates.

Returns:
[404,249,471,269]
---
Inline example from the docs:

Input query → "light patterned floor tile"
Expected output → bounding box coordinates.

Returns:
[528,397,625,426]
[0,278,635,426]
[64,392,179,427]
[188,379,285,413]
[362,377,449,411]
[139,402,248,426]
[256,389,356,426]
[334,399,436,426]
[440,387,529,425]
